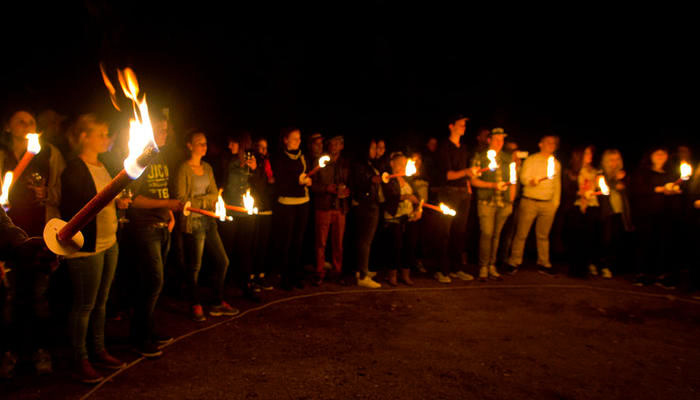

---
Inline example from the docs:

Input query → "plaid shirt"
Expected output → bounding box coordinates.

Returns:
[471,151,506,208]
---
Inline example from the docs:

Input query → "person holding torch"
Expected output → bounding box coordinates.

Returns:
[506,135,561,275]
[470,128,515,281]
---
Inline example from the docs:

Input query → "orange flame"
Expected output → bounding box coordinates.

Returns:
[680,162,692,181]
[0,172,12,208]
[487,150,498,170]
[243,189,258,215]
[26,134,41,154]
[509,162,517,185]
[439,203,457,216]
[546,156,556,179]
[405,159,417,177]
[99,63,120,111]
[598,175,610,196]
[319,155,331,168]
[116,68,158,179]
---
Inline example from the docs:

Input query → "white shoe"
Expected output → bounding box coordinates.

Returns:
[601,268,612,279]
[489,265,501,279]
[478,267,488,280]
[367,270,377,279]
[588,264,598,276]
[434,272,452,284]
[357,276,381,289]
[450,270,474,281]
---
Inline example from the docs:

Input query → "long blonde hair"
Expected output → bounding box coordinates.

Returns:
[600,149,623,177]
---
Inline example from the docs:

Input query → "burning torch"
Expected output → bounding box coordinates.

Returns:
[382,158,417,183]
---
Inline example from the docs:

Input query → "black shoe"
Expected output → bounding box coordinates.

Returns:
[502,264,519,275]
[133,342,163,359]
[537,265,557,277]
[153,333,174,349]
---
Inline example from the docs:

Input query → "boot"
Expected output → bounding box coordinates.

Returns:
[401,269,414,286]
[387,270,398,286]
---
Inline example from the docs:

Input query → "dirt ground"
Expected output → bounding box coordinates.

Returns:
[2,269,700,400]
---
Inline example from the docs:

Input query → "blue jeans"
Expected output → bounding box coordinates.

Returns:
[183,217,229,305]
[66,243,119,360]
[129,225,170,344]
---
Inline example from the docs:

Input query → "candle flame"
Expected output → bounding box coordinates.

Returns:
[117,68,158,179]
[546,156,555,179]
[319,155,331,168]
[509,162,517,185]
[26,134,41,155]
[487,150,498,171]
[243,189,258,215]
[405,159,417,177]
[598,175,610,196]
[439,203,457,216]
[0,172,12,208]
[680,162,692,181]
[99,63,120,111]
[215,193,227,221]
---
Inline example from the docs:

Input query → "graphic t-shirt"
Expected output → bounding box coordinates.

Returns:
[127,152,171,225]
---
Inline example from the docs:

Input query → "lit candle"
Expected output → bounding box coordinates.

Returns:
[420,201,456,216]
[537,156,556,183]
[478,150,499,173]
[382,158,417,183]
[509,162,517,185]
[307,155,331,177]
[0,172,12,210]
[43,68,159,255]
[593,175,610,196]
[674,162,692,185]
[11,134,41,186]
[183,201,231,220]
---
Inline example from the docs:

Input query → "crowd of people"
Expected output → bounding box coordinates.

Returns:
[0,108,698,384]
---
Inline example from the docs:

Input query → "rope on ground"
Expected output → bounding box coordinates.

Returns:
[79,283,700,400]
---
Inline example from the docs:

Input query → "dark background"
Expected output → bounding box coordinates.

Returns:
[1,1,697,165]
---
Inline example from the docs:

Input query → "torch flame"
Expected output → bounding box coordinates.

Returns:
[439,203,457,216]
[0,172,12,208]
[215,193,227,221]
[546,156,555,179]
[26,134,41,155]
[598,175,610,196]
[509,162,517,185]
[243,189,258,215]
[487,150,498,171]
[405,159,417,177]
[680,162,692,181]
[117,68,158,179]
[319,155,331,168]
[99,63,120,111]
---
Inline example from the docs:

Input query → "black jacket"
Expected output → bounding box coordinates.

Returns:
[271,149,308,200]
[382,177,421,217]
[60,157,118,253]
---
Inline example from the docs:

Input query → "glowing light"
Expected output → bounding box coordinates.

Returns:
[680,162,692,181]
[509,162,517,185]
[26,134,41,154]
[487,150,498,171]
[243,189,258,215]
[598,175,610,196]
[215,193,227,221]
[406,159,417,177]
[546,156,555,180]
[319,155,331,168]
[439,203,457,216]
[0,172,12,209]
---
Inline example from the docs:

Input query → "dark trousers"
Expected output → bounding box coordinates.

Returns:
[636,212,668,276]
[254,214,273,276]
[384,219,419,271]
[129,225,170,345]
[566,206,601,276]
[274,202,310,287]
[438,190,470,274]
[355,203,380,278]
[13,268,51,354]
[182,217,229,305]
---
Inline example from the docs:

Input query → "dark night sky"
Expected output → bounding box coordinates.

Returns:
[1,2,697,164]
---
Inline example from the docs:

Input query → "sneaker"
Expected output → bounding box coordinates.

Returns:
[538,265,557,277]
[601,268,612,279]
[0,352,17,380]
[209,301,240,317]
[434,272,452,284]
[358,276,381,289]
[74,359,103,384]
[133,341,163,359]
[450,270,474,281]
[478,266,489,282]
[191,304,207,322]
[502,263,519,275]
[588,264,599,276]
[33,348,53,375]
[489,265,502,280]
[94,350,125,370]
[154,333,174,349]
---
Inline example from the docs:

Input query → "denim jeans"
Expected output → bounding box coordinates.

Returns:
[129,225,170,345]
[508,198,558,267]
[182,217,229,305]
[66,243,119,360]
[477,202,513,267]
[355,203,380,278]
